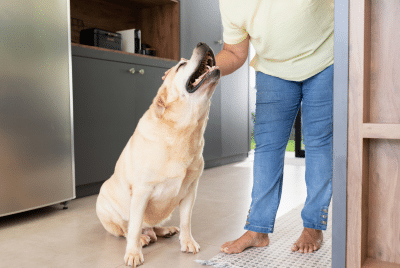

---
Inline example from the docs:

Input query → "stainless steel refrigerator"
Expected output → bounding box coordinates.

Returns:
[0,0,75,217]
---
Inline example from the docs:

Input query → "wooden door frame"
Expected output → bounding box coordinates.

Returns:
[332,0,349,267]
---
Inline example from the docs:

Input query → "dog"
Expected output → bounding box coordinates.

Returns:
[96,42,220,267]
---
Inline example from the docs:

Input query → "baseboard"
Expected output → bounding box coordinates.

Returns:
[76,181,103,198]
[204,153,248,169]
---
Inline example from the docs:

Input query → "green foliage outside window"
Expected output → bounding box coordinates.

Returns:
[250,112,303,152]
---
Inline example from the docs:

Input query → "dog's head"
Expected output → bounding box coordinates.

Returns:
[152,43,220,127]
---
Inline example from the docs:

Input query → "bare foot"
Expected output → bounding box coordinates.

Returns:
[220,230,269,254]
[291,227,323,253]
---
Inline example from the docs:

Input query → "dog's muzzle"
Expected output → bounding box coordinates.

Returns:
[186,43,220,93]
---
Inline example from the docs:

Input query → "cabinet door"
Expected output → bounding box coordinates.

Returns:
[221,60,250,157]
[180,0,223,161]
[134,65,168,127]
[72,56,137,186]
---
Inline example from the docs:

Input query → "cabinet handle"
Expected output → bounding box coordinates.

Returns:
[139,69,145,75]
[216,40,223,45]
[129,68,135,74]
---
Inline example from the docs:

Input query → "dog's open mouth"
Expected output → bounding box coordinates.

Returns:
[186,50,219,93]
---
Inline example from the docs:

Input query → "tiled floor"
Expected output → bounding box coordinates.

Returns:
[0,151,314,268]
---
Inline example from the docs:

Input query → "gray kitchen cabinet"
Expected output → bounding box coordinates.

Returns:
[72,51,175,196]
[134,65,166,128]
[221,60,250,158]
[72,56,137,187]
[180,0,223,163]
[180,0,249,165]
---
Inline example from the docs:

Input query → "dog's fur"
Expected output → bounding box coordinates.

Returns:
[96,43,220,267]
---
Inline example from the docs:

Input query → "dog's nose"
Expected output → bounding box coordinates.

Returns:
[197,42,205,48]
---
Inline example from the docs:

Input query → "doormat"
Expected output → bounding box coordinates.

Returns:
[195,204,332,268]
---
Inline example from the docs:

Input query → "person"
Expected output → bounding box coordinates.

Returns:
[215,0,334,254]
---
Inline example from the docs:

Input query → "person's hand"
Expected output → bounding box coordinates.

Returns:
[162,58,188,80]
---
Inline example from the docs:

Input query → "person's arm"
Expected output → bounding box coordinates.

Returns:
[162,35,250,80]
[216,35,250,77]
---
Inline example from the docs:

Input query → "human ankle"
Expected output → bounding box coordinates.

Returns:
[247,231,268,239]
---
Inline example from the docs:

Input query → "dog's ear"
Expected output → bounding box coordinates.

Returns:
[154,87,168,118]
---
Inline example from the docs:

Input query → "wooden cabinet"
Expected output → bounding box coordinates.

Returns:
[347,0,400,267]
[70,0,179,61]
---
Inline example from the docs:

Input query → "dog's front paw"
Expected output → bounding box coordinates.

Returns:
[180,236,200,254]
[124,249,144,267]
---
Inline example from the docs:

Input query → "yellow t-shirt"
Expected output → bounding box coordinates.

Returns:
[219,0,334,81]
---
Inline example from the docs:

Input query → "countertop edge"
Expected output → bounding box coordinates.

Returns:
[71,43,178,69]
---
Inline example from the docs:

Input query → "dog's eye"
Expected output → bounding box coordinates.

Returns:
[176,62,186,72]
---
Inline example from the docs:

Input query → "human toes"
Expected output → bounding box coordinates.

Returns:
[296,243,318,253]
[297,243,306,253]
[220,241,234,252]
[222,239,253,254]
[222,244,242,254]
[291,243,299,252]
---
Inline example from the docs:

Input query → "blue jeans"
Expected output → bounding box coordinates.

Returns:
[245,65,333,233]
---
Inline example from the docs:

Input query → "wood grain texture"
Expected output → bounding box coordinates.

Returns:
[363,258,400,268]
[140,2,180,61]
[349,0,400,266]
[70,0,180,60]
[369,0,400,124]
[70,0,141,34]
[118,0,178,7]
[348,0,371,267]
[368,140,400,264]
[363,124,400,139]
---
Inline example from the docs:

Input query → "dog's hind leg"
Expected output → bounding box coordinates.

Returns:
[96,194,128,237]
[154,226,180,238]
[142,227,157,243]
[102,219,128,238]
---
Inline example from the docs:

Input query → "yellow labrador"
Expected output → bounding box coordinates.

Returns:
[96,43,220,267]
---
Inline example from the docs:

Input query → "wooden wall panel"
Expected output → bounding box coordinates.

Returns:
[370,0,400,124]
[347,0,371,266]
[348,0,400,267]
[368,139,400,264]
[367,2,400,264]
